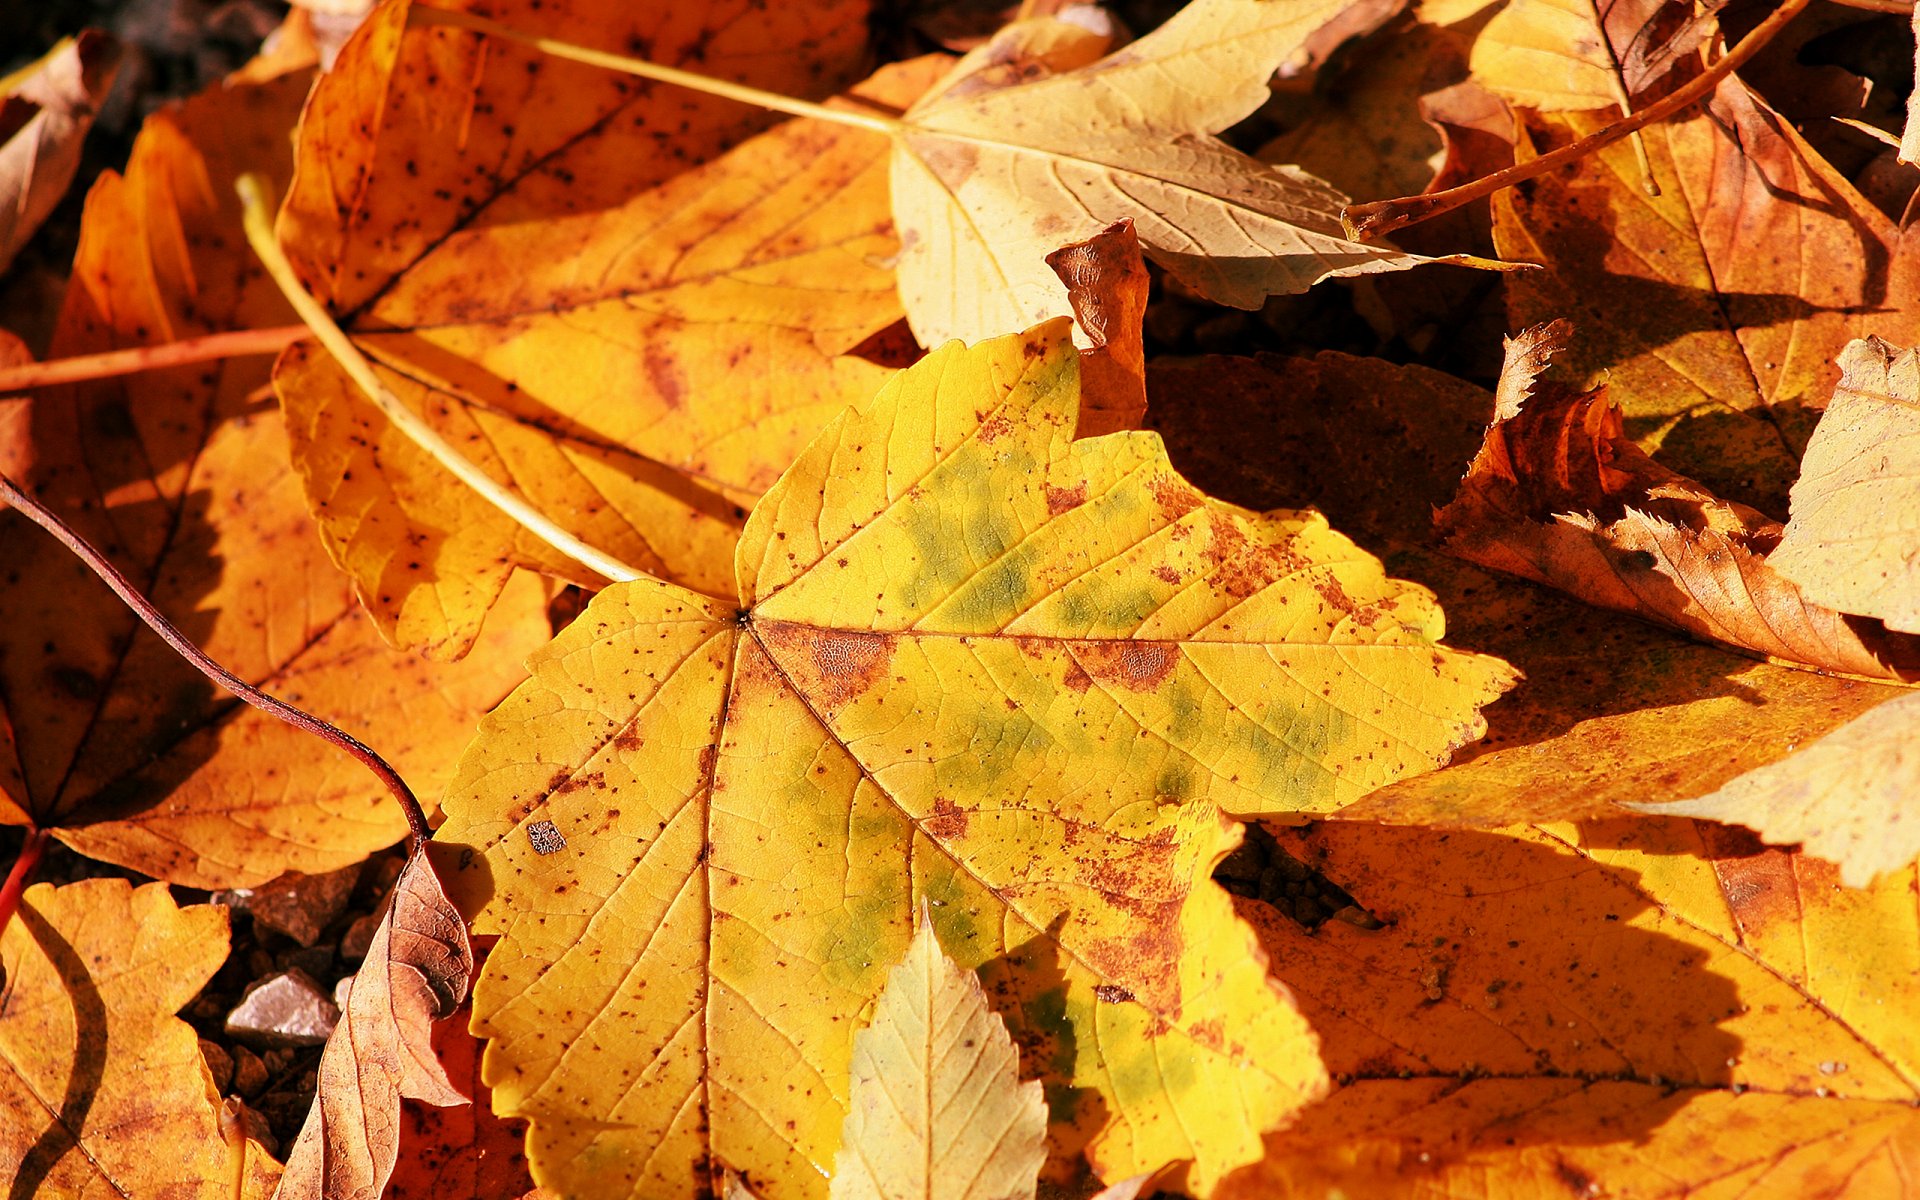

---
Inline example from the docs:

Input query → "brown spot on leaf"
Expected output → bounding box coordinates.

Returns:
[759,621,898,708]
[924,797,969,840]
[1063,659,1094,693]
[978,414,1013,443]
[1046,482,1087,515]
[1076,642,1179,692]
[1093,984,1133,1004]
[644,343,687,410]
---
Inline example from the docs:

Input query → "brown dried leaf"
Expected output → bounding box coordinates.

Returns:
[277,854,474,1200]
[0,32,121,274]
[1434,323,1920,680]
[1772,337,1920,634]
[1045,219,1148,437]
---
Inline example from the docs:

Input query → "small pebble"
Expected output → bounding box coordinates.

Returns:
[199,1038,233,1093]
[225,968,341,1049]
[232,1046,270,1098]
[248,865,361,947]
[340,911,382,961]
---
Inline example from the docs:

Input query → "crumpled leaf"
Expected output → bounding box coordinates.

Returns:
[434,320,1512,1200]
[1044,220,1148,438]
[1628,690,1920,889]
[0,58,549,888]
[278,854,474,1200]
[1771,337,1920,634]
[0,31,121,275]
[1215,818,1920,1198]
[273,0,893,660]
[1468,0,1691,112]
[828,913,1046,1200]
[1493,75,1918,515]
[0,880,282,1197]
[1146,349,1909,827]
[891,0,1508,348]
[1434,322,1920,680]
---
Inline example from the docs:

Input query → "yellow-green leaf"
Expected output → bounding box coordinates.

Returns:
[434,320,1511,1200]
[829,913,1045,1200]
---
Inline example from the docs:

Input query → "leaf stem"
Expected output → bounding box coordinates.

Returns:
[0,326,307,392]
[1342,0,1813,240]
[235,173,641,586]
[408,6,904,137]
[0,828,49,940]
[0,473,434,852]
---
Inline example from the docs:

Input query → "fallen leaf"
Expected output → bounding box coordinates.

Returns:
[1468,0,1685,112]
[0,879,282,1197]
[1435,322,1920,679]
[0,58,549,887]
[1907,6,1920,164]
[1493,76,1916,515]
[829,913,1046,1200]
[384,1014,550,1200]
[0,31,122,275]
[1771,337,1920,634]
[1045,220,1148,437]
[273,0,911,659]
[1628,690,1920,888]
[434,321,1513,1200]
[278,854,474,1200]
[890,0,1507,347]
[1215,818,1920,1198]
[1145,349,1909,827]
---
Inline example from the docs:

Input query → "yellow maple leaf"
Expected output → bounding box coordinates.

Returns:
[0,880,281,1197]
[432,320,1512,1199]
[829,913,1046,1200]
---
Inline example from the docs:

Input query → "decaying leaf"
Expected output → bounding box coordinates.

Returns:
[0,31,122,275]
[1045,220,1148,437]
[278,854,474,1200]
[1494,76,1917,514]
[0,57,549,888]
[0,880,282,1197]
[1628,690,1920,889]
[829,913,1046,1200]
[1216,819,1920,1198]
[273,0,893,660]
[890,0,1507,348]
[1435,323,1920,679]
[1771,337,1920,634]
[1146,350,1908,827]
[434,321,1512,1200]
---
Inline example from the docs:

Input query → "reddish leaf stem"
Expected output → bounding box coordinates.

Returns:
[0,828,50,939]
[0,325,306,392]
[1341,0,1813,240]
[0,473,431,853]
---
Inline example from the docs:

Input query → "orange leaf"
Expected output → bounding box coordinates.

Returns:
[280,854,474,1200]
[384,1012,550,1200]
[0,57,549,887]
[0,880,282,1197]
[1493,76,1918,516]
[1216,819,1920,1199]
[272,0,900,659]
[1435,322,1920,680]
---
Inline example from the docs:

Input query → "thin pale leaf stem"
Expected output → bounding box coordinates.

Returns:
[0,474,433,851]
[408,6,905,137]
[0,326,307,392]
[0,828,50,940]
[1343,0,1813,240]
[234,174,641,585]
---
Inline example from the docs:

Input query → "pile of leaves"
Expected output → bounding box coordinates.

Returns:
[2,0,1918,1196]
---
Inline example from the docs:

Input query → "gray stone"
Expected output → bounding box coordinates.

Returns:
[225,968,340,1048]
